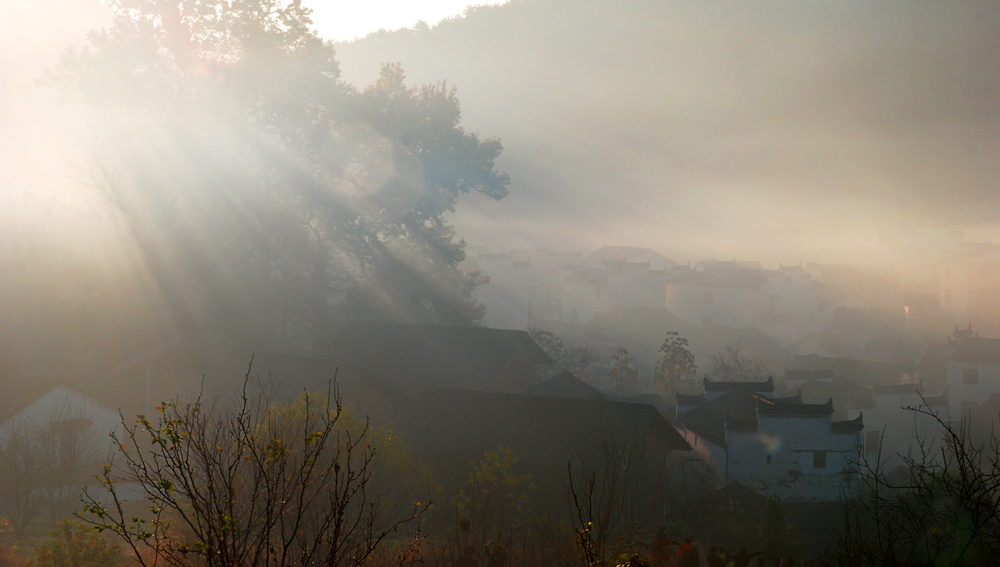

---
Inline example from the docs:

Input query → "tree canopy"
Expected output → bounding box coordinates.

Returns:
[49,0,509,350]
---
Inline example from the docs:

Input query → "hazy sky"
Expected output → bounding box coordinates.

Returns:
[306,0,507,41]
[334,1,1000,264]
[4,0,1000,267]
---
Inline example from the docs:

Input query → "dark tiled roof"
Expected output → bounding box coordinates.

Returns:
[757,397,834,416]
[524,371,607,400]
[704,376,775,393]
[676,393,706,406]
[831,415,865,432]
[325,322,553,396]
[401,389,690,464]
[620,393,674,418]
[784,367,835,382]
[680,391,755,446]
[950,337,1000,365]
[789,354,913,387]
[679,391,813,447]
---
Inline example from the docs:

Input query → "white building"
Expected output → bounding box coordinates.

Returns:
[946,336,1000,420]
[846,384,948,471]
[674,378,862,502]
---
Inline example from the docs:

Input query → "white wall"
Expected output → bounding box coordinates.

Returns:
[727,415,860,502]
[947,359,1000,419]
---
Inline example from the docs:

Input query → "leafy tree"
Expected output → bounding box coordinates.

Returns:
[709,341,770,382]
[0,520,27,567]
[451,448,533,564]
[609,348,638,397]
[653,332,696,396]
[0,407,102,540]
[47,0,508,349]
[528,327,601,380]
[34,520,122,567]
[81,366,427,567]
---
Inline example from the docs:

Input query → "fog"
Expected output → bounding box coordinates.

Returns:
[3,1,1000,562]
[336,0,1000,262]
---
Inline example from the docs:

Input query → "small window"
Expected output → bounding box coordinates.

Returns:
[964,368,979,385]
[766,455,772,465]
[813,451,827,469]
[703,289,714,304]
[865,431,881,456]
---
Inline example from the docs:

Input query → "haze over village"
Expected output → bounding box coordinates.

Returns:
[2,1,1000,566]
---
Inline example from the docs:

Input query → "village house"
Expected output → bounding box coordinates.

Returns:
[400,388,690,523]
[324,321,555,397]
[466,249,583,329]
[845,384,948,470]
[939,242,1000,332]
[946,336,1000,420]
[665,262,821,346]
[674,378,863,502]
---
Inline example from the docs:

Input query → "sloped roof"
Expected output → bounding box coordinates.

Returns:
[831,415,865,432]
[757,397,833,416]
[788,354,913,388]
[676,393,706,406]
[401,389,690,465]
[620,392,674,419]
[950,337,1000,365]
[784,367,835,382]
[680,391,824,447]
[91,345,413,426]
[524,371,607,400]
[586,245,669,264]
[704,376,775,393]
[325,322,553,396]
[679,391,758,447]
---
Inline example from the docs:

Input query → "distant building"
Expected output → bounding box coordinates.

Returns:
[674,378,862,502]
[466,246,674,327]
[325,321,554,397]
[846,384,948,470]
[401,389,690,521]
[947,336,1000,420]
[939,243,1000,330]
[664,262,820,346]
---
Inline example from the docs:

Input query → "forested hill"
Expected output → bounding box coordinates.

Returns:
[334,0,1000,260]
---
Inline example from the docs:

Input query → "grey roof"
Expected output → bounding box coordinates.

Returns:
[676,393,706,406]
[784,367,835,382]
[831,415,865,432]
[950,337,1000,365]
[620,393,674,418]
[678,391,760,447]
[401,389,690,465]
[524,371,607,400]
[704,376,775,393]
[680,391,830,447]
[757,397,834,416]
[325,322,553,396]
